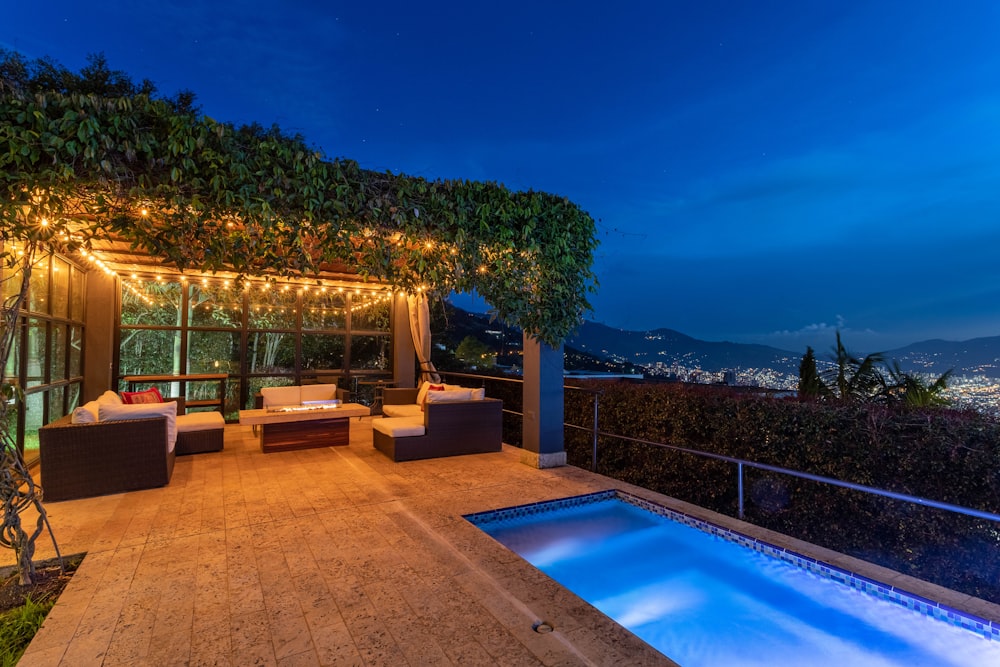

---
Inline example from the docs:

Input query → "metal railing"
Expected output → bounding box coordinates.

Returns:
[437,371,1000,525]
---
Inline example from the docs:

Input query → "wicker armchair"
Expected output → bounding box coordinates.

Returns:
[38,415,176,502]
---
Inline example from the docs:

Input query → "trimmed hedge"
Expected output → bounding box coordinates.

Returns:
[563,381,1000,604]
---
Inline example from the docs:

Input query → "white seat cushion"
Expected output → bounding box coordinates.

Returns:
[372,417,425,438]
[382,403,422,419]
[176,412,225,432]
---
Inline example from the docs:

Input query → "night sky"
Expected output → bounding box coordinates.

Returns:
[5,1,1000,353]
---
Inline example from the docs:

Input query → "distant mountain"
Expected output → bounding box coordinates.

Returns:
[437,304,1000,385]
[565,321,802,375]
[886,337,1000,379]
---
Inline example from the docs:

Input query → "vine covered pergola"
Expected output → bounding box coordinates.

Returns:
[0,66,598,346]
[0,52,598,583]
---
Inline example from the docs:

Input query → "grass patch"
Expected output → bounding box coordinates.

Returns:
[0,554,84,666]
[0,595,56,666]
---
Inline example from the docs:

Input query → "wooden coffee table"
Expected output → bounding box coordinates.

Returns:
[239,403,371,453]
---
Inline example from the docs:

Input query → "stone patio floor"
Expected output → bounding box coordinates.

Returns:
[10,420,675,666]
[11,419,999,666]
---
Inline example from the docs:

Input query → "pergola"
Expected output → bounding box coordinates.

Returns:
[1,82,599,468]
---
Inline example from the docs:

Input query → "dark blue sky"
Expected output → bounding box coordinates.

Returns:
[6,2,1000,352]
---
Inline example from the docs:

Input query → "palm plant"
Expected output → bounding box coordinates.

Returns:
[819,331,887,403]
[884,361,953,408]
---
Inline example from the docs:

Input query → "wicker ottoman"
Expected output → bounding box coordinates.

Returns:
[176,412,225,455]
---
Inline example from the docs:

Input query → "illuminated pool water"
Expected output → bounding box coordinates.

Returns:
[467,491,1000,667]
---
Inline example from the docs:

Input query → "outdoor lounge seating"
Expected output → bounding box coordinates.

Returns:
[38,391,226,501]
[372,385,502,461]
[38,395,180,502]
[259,383,348,409]
[176,410,226,454]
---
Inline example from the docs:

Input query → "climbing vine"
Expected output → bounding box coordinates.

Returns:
[0,52,598,346]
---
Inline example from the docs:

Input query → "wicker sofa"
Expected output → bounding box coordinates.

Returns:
[39,410,177,502]
[372,386,502,462]
[38,392,225,501]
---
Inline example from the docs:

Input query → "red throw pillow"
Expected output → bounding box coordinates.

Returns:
[421,384,445,411]
[120,387,164,404]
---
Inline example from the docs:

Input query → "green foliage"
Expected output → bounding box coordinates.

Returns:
[797,346,825,399]
[0,595,54,666]
[885,361,954,408]
[821,331,887,402]
[455,335,495,369]
[0,50,596,346]
[564,381,1000,603]
[799,332,954,408]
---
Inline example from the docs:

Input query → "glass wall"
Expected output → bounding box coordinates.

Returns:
[118,277,394,419]
[2,253,86,463]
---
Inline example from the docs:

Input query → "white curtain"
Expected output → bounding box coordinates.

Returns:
[407,293,441,383]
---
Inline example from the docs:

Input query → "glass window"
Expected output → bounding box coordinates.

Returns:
[48,385,65,420]
[246,376,295,409]
[51,256,70,318]
[67,383,81,412]
[189,282,243,328]
[119,329,181,375]
[350,334,391,370]
[23,390,45,459]
[248,285,297,330]
[122,279,182,326]
[50,323,66,381]
[28,255,49,314]
[69,326,83,378]
[350,293,391,331]
[222,378,241,420]
[4,317,20,378]
[301,334,345,371]
[2,262,25,306]
[302,289,346,330]
[248,331,295,374]
[187,331,241,375]
[70,266,85,321]
[25,318,46,387]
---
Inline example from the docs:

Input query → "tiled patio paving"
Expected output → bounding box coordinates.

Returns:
[10,420,674,666]
[10,419,999,666]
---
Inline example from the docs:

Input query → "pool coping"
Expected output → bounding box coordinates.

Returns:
[465,488,1000,642]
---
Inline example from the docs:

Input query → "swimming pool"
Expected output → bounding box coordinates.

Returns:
[466,490,1000,667]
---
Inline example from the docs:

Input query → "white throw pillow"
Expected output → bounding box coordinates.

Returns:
[96,390,123,405]
[415,381,432,406]
[261,385,301,408]
[98,401,177,452]
[301,384,338,403]
[470,388,486,400]
[71,400,100,423]
[424,388,473,404]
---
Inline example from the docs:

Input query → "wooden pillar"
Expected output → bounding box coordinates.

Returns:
[391,293,416,389]
[520,333,566,468]
[83,271,117,401]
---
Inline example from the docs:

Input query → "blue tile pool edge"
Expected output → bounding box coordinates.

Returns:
[464,489,1000,642]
